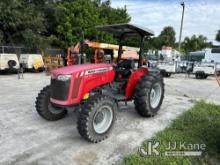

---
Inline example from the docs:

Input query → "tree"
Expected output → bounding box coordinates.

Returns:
[0,0,130,49]
[0,0,48,48]
[49,0,130,48]
[216,30,220,42]
[0,30,3,45]
[182,35,212,53]
[158,26,176,48]
[146,37,162,50]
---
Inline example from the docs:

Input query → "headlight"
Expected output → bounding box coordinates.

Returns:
[57,75,71,81]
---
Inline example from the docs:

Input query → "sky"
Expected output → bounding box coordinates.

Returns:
[111,0,220,45]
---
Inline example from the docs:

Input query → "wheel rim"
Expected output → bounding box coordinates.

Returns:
[48,103,64,114]
[150,82,162,109]
[93,105,113,134]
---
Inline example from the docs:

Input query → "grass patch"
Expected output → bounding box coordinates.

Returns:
[122,101,220,165]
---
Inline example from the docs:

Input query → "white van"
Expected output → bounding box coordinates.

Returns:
[19,54,44,71]
[0,53,19,71]
[203,48,220,63]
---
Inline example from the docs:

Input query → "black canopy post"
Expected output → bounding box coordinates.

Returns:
[79,30,85,64]
[138,35,146,68]
[117,34,124,63]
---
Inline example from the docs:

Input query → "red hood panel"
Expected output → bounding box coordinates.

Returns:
[51,63,113,76]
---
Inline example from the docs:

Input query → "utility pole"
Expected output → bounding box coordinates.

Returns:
[178,2,185,50]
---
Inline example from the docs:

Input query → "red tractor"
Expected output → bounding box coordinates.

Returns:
[35,24,164,143]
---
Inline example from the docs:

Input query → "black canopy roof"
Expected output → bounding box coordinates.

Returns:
[96,23,154,38]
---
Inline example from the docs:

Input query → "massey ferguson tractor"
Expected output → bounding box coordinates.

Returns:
[35,24,164,143]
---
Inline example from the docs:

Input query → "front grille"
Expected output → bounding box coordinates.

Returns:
[51,78,70,101]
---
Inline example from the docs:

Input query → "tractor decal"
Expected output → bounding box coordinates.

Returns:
[85,67,113,75]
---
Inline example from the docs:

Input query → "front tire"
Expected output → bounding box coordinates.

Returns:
[35,85,67,121]
[77,95,117,143]
[134,74,164,117]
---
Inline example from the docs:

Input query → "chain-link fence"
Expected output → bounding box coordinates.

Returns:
[0,46,22,54]
[0,46,65,57]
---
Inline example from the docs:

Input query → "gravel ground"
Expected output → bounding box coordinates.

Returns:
[0,73,220,165]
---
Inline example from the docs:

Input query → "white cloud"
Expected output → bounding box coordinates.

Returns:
[111,0,220,45]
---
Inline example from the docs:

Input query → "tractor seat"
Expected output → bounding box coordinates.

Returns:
[116,59,134,79]
[117,59,135,69]
[116,68,132,78]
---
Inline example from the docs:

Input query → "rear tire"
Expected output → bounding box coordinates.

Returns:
[35,85,67,121]
[203,74,208,79]
[134,74,164,117]
[160,69,166,77]
[195,71,207,79]
[31,67,39,73]
[166,73,171,77]
[8,60,17,68]
[77,95,117,143]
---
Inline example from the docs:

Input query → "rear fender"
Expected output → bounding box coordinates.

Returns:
[125,67,149,98]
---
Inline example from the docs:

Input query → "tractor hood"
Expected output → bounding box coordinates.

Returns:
[51,63,113,76]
